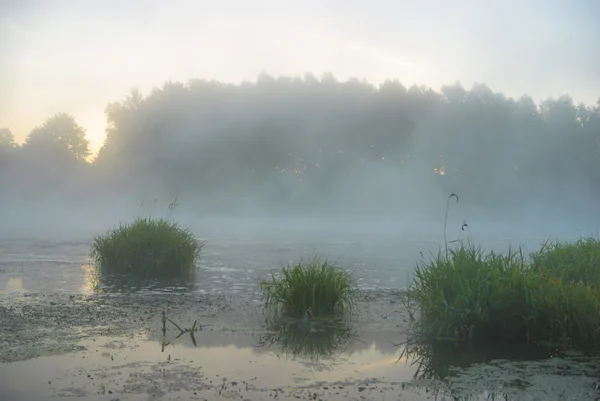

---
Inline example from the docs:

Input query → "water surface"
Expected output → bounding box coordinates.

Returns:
[0,217,563,296]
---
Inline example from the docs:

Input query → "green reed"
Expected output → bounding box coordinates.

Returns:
[90,217,204,278]
[261,257,358,318]
[405,239,600,349]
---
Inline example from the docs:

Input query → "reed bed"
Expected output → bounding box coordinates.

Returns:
[406,238,600,349]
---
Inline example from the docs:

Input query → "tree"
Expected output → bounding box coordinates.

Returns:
[0,127,18,179]
[0,127,16,148]
[23,113,90,162]
[91,74,600,217]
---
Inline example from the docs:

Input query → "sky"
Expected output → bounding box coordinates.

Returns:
[1,0,598,155]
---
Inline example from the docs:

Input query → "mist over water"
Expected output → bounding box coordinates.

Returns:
[2,6,600,401]
[1,76,599,294]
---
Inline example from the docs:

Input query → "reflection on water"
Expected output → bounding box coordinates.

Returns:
[0,277,27,294]
[79,263,98,294]
[399,336,559,381]
[396,336,600,400]
[2,225,598,399]
[91,271,197,294]
[256,317,358,365]
[0,326,414,401]
[1,322,598,401]
[0,291,598,401]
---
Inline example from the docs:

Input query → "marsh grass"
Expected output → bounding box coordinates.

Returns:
[90,217,204,278]
[405,238,600,349]
[531,237,600,284]
[260,258,357,318]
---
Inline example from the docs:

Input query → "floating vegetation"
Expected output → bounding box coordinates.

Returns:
[90,217,205,278]
[260,257,357,318]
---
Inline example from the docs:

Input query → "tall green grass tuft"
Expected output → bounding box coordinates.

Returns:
[90,217,204,278]
[406,238,600,349]
[530,237,600,284]
[260,258,357,318]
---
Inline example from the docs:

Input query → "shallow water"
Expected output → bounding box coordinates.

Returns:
[1,220,599,400]
[0,324,412,400]
[1,294,598,401]
[0,218,560,296]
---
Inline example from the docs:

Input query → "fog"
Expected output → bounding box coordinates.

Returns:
[1,76,599,243]
[2,0,599,245]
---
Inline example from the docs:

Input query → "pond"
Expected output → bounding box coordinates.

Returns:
[1,292,598,401]
[0,217,562,296]
[0,218,598,400]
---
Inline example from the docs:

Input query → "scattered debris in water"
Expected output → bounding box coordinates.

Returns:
[1,292,599,400]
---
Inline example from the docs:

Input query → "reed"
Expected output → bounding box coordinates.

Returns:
[90,217,204,278]
[405,239,600,349]
[260,257,357,318]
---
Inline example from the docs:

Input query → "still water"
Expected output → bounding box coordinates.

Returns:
[0,216,583,296]
[1,218,598,400]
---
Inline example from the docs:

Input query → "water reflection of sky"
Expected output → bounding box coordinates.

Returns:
[0,229,553,296]
[2,325,597,401]
[0,327,415,401]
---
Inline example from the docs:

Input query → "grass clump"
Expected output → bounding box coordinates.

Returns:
[260,258,357,318]
[406,238,600,349]
[530,237,600,284]
[90,217,204,278]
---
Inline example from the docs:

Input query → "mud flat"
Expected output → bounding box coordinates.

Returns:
[1,290,599,401]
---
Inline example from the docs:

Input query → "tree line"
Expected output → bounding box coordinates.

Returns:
[1,74,599,218]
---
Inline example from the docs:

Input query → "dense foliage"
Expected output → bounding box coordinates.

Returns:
[406,238,600,349]
[90,217,204,277]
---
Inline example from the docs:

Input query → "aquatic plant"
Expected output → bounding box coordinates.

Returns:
[260,258,357,317]
[90,217,204,278]
[404,239,600,349]
[444,193,459,256]
[530,237,600,284]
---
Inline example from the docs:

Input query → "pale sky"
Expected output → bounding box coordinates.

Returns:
[1,0,598,155]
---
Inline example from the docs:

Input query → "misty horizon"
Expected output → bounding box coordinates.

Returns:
[1,74,599,240]
[1,0,599,241]
[3,74,600,157]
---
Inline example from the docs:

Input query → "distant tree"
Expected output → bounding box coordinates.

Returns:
[23,113,90,162]
[0,127,16,148]
[0,128,18,180]
[90,74,600,217]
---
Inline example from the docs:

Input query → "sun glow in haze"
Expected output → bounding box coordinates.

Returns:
[1,0,598,156]
[0,277,27,294]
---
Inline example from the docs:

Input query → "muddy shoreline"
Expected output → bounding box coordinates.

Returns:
[1,290,599,400]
